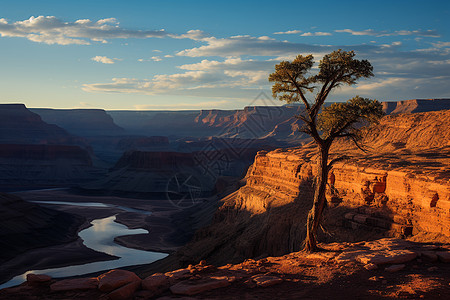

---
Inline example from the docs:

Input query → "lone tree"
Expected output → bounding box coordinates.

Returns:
[269,49,384,252]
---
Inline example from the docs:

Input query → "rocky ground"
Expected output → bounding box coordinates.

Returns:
[1,238,449,299]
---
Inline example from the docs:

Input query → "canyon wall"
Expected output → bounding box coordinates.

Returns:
[82,147,261,194]
[0,144,98,189]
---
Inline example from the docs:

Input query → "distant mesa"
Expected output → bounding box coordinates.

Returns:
[0,104,83,145]
[382,98,450,115]
[0,104,99,189]
[31,108,125,137]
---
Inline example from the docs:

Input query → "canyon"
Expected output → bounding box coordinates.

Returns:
[0,99,449,298]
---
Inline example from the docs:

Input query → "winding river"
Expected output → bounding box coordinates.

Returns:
[0,201,168,289]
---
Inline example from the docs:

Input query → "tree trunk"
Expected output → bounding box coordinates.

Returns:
[304,146,329,252]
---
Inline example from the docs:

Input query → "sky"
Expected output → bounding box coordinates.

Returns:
[0,0,449,110]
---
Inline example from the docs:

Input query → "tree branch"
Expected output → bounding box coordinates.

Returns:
[285,71,311,110]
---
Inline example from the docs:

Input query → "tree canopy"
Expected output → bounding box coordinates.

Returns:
[269,49,382,148]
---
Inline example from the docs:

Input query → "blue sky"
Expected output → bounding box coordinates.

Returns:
[0,0,449,110]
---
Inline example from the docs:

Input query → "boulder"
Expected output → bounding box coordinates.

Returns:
[165,268,190,284]
[170,277,230,296]
[436,251,450,263]
[420,251,438,262]
[252,275,283,287]
[106,280,141,300]
[97,269,141,292]
[141,273,170,296]
[26,274,52,286]
[355,250,418,265]
[50,277,98,291]
[364,263,378,270]
[385,264,405,273]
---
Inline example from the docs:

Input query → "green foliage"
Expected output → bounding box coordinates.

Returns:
[317,96,384,139]
[269,54,314,104]
[269,49,374,109]
[269,49,382,147]
[314,50,373,87]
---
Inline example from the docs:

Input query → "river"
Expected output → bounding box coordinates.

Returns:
[0,200,168,289]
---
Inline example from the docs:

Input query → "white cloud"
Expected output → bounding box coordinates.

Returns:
[301,32,332,37]
[82,70,225,95]
[432,41,450,48]
[178,57,274,71]
[83,57,277,96]
[151,56,162,62]
[0,15,203,45]
[335,29,440,37]
[170,29,209,41]
[91,56,119,64]
[273,30,302,35]
[176,35,333,57]
[96,18,118,25]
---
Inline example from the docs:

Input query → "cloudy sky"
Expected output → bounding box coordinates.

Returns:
[0,0,449,110]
